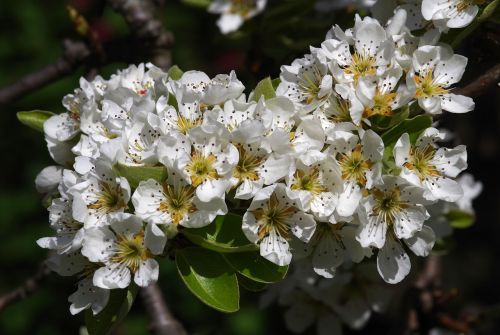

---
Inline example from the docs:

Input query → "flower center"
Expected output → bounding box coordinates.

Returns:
[404,145,440,180]
[338,145,373,185]
[111,232,152,273]
[325,96,352,123]
[176,115,203,135]
[457,0,485,12]
[233,145,264,181]
[229,0,257,17]
[371,187,409,225]
[344,52,377,80]
[414,69,449,98]
[252,193,297,240]
[186,151,220,186]
[298,66,325,104]
[158,183,197,225]
[363,90,397,118]
[87,182,127,213]
[291,168,327,195]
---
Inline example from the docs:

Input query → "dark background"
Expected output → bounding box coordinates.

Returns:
[0,0,499,334]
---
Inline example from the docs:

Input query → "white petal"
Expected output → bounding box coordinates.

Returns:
[440,94,474,114]
[134,259,159,287]
[145,222,167,255]
[405,225,436,257]
[377,237,411,284]
[93,264,131,289]
[260,231,292,266]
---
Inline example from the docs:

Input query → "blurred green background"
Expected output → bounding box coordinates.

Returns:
[0,0,499,334]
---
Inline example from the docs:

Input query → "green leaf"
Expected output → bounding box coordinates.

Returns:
[222,252,288,283]
[176,247,240,312]
[113,163,168,189]
[181,213,258,253]
[16,110,55,133]
[168,65,184,81]
[271,78,281,90]
[446,209,475,229]
[381,115,432,147]
[251,77,276,102]
[432,237,456,255]
[180,0,211,8]
[237,274,268,292]
[85,285,138,335]
[370,107,410,132]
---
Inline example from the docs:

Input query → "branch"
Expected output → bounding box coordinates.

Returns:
[0,263,51,313]
[140,283,187,335]
[107,0,173,69]
[455,63,500,98]
[0,40,90,106]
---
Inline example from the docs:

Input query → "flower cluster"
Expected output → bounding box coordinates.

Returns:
[35,8,479,318]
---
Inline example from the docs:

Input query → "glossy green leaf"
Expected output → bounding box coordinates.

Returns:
[181,213,258,253]
[85,285,138,335]
[16,110,55,133]
[113,163,168,189]
[447,209,475,229]
[381,115,432,147]
[237,274,268,292]
[370,107,410,132]
[168,65,184,81]
[180,0,211,8]
[222,252,288,283]
[176,247,240,312]
[252,77,276,102]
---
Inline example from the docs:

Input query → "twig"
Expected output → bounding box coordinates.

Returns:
[455,63,500,98]
[106,0,173,69]
[140,283,187,335]
[0,40,90,106]
[0,263,51,313]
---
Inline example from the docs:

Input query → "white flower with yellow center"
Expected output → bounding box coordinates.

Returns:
[293,220,372,278]
[71,160,131,228]
[159,126,239,203]
[327,125,384,217]
[242,184,317,266]
[350,66,412,125]
[132,175,227,229]
[46,251,110,315]
[276,53,333,113]
[286,158,342,220]
[422,0,485,30]
[149,96,204,136]
[394,127,467,202]
[208,0,267,34]
[313,93,353,133]
[407,45,475,114]
[319,15,395,84]
[82,213,166,289]
[356,176,435,283]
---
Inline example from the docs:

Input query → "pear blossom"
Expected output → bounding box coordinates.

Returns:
[242,184,317,266]
[132,176,227,229]
[208,0,267,34]
[356,176,435,283]
[82,213,166,289]
[421,0,484,30]
[327,125,384,217]
[319,15,395,84]
[408,45,474,114]
[394,128,467,202]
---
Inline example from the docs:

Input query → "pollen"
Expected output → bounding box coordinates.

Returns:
[371,187,409,226]
[233,145,264,182]
[110,232,152,273]
[338,144,373,185]
[404,145,440,180]
[186,151,220,186]
[158,183,197,225]
[87,182,127,213]
[252,193,297,241]
[414,69,448,98]
[363,90,397,118]
[291,168,327,195]
[344,51,377,80]
[176,115,203,134]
